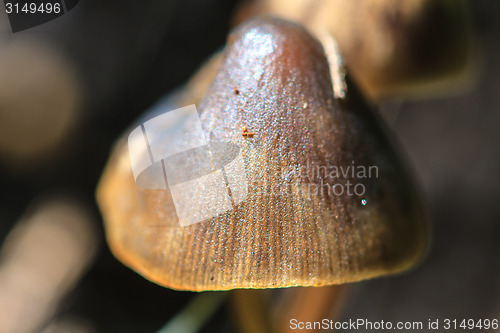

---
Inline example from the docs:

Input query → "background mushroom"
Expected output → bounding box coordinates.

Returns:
[233,0,475,100]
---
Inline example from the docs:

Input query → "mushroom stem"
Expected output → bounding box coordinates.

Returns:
[231,290,276,333]
[278,285,349,333]
[156,292,226,333]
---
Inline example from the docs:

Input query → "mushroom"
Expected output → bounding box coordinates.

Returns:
[233,0,474,100]
[0,197,97,333]
[0,40,82,168]
[97,17,428,292]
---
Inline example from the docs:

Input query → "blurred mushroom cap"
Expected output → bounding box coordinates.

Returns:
[97,17,428,291]
[0,39,81,166]
[235,0,474,99]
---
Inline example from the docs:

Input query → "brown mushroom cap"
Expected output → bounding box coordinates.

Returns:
[97,17,428,291]
[234,0,473,99]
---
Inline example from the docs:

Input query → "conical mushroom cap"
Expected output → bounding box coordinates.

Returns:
[97,17,428,291]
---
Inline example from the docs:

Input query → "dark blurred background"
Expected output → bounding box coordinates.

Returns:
[0,0,498,332]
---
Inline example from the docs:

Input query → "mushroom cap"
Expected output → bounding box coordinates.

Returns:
[97,17,428,291]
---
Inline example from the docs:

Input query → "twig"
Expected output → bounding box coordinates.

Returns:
[156,292,227,333]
